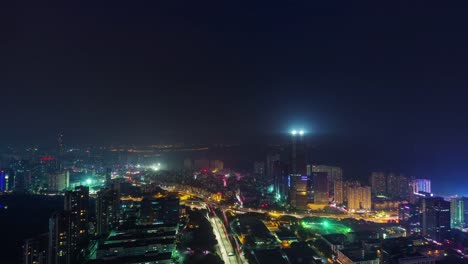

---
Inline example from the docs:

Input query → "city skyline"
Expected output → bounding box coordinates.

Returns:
[3,2,468,197]
[3,2,468,263]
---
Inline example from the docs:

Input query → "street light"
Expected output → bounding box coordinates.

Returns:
[291,130,297,135]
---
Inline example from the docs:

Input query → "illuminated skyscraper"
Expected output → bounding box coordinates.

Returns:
[450,197,468,230]
[411,179,431,194]
[290,130,307,175]
[96,188,120,237]
[346,186,371,212]
[64,186,89,260]
[0,170,6,191]
[422,197,450,241]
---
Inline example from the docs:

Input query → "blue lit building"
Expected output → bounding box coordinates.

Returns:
[0,170,6,191]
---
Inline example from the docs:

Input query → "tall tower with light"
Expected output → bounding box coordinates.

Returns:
[288,129,308,209]
[290,129,306,175]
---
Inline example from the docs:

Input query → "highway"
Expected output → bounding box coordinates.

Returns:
[206,205,241,264]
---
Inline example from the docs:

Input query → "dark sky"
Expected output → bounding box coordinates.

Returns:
[2,1,468,195]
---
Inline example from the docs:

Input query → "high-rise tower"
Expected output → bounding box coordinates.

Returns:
[422,197,450,241]
[57,133,64,156]
[290,130,307,175]
[64,186,89,260]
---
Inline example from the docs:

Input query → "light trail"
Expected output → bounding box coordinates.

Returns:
[207,213,238,264]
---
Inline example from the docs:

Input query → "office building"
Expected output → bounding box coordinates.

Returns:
[450,197,468,229]
[64,186,89,257]
[96,188,120,237]
[313,172,329,204]
[288,175,308,209]
[370,172,386,196]
[422,197,450,241]
[347,186,372,212]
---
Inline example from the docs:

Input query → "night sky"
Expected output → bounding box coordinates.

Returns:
[2,1,468,195]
